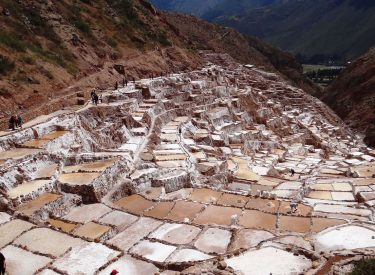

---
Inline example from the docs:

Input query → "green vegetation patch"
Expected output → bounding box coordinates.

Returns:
[106,0,144,29]
[0,30,27,52]
[105,36,118,48]
[350,258,375,275]
[69,16,92,34]
[0,55,15,75]
[303,64,344,87]
[20,55,36,65]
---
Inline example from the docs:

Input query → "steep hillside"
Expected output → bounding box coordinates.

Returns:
[321,48,375,146]
[214,0,375,61]
[0,0,316,128]
[165,12,317,95]
[0,0,202,121]
[151,0,283,19]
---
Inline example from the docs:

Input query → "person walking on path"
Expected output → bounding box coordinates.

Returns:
[16,115,23,129]
[93,92,99,106]
[91,90,96,104]
[0,252,6,275]
[8,115,16,131]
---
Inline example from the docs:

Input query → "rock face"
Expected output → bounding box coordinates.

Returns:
[0,54,374,274]
[322,48,375,147]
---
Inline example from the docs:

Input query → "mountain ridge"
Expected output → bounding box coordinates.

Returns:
[151,0,375,61]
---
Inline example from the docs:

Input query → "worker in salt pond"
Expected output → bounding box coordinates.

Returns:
[0,251,6,275]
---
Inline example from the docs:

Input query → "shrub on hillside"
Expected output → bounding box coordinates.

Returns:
[0,31,27,52]
[350,258,375,275]
[0,55,15,75]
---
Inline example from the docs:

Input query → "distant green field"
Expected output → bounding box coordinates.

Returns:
[302,64,342,73]
[303,64,345,87]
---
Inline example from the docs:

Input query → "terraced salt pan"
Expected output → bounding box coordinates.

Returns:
[311,218,347,233]
[40,130,69,140]
[314,225,375,252]
[62,158,118,173]
[1,245,52,275]
[238,210,277,231]
[140,187,164,200]
[13,227,86,257]
[313,204,372,217]
[107,217,162,251]
[73,222,111,240]
[0,148,43,160]
[34,163,58,178]
[8,180,50,199]
[194,205,241,226]
[230,229,274,251]
[16,193,61,216]
[119,143,138,153]
[217,193,249,207]
[63,203,112,223]
[167,249,213,262]
[161,188,193,200]
[189,188,223,203]
[52,242,120,274]
[116,194,156,215]
[48,218,79,233]
[246,198,280,214]
[98,255,159,275]
[232,157,261,181]
[155,154,186,161]
[166,201,204,223]
[145,201,175,219]
[130,240,176,262]
[38,269,60,275]
[194,228,231,254]
[0,219,34,248]
[157,160,187,168]
[99,210,138,230]
[58,172,100,185]
[154,149,184,155]
[226,247,312,275]
[0,212,11,225]
[273,236,313,251]
[308,191,333,200]
[22,139,50,148]
[276,181,302,190]
[279,216,311,233]
[150,223,201,245]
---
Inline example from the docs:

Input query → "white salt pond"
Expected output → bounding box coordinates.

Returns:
[225,247,312,275]
[314,225,375,252]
